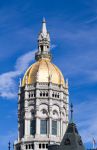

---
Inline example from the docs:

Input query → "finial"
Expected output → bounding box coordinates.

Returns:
[8,141,11,150]
[66,78,68,88]
[70,103,73,123]
[42,17,47,34]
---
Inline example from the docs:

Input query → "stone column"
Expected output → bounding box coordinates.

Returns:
[34,142,39,150]
[25,118,30,137]
[36,116,40,136]
[18,86,21,141]
[35,96,40,137]
[57,120,60,137]
[60,111,63,139]
[48,82,52,138]
[48,101,52,138]
[48,115,52,138]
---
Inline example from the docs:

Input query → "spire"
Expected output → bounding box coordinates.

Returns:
[35,18,51,61]
[42,17,47,36]
[70,103,73,123]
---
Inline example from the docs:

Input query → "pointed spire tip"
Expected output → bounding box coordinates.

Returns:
[42,17,46,23]
[41,17,47,34]
[70,103,74,123]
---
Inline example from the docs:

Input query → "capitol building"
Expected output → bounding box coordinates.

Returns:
[14,19,85,150]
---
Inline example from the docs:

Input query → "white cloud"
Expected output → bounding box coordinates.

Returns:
[0,45,56,99]
[0,50,36,99]
[51,44,57,49]
[15,49,36,73]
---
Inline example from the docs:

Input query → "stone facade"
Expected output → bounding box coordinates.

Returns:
[14,82,69,150]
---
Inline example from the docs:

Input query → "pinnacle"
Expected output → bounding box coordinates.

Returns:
[42,17,47,34]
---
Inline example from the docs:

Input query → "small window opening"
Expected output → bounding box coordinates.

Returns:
[26,145,28,149]
[40,93,42,96]
[46,93,48,96]
[29,145,31,149]
[42,144,45,148]
[64,138,71,145]
[39,144,41,148]
[43,93,45,96]
[46,144,48,148]
[41,46,43,52]
[52,93,54,97]
[79,139,82,145]
[31,144,34,149]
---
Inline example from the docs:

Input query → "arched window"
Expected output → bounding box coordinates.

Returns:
[46,92,48,96]
[31,110,35,116]
[42,109,47,114]
[39,144,41,149]
[79,139,82,145]
[29,93,30,98]
[57,93,59,98]
[53,110,58,115]
[40,45,43,52]
[52,93,54,97]
[26,145,28,149]
[43,92,45,96]
[64,138,71,145]
[40,92,42,96]
[53,110,59,118]
[31,144,34,149]
[29,145,31,149]
[55,94,57,97]
[46,144,48,148]
[42,144,45,148]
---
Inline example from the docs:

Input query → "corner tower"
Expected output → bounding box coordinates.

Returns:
[14,19,69,150]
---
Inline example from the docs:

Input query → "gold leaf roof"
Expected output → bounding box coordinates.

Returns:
[22,58,65,86]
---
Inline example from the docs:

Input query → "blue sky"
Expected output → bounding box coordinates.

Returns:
[0,0,97,149]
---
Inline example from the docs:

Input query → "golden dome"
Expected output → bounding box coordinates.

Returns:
[22,58,65,86]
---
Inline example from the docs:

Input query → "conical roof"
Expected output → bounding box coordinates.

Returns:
[59,103,85,150]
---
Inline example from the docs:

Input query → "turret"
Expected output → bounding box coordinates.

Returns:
[59,104,85,150]
[35,18,52,61]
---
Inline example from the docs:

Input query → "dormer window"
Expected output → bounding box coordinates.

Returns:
[64,138,71,145]
[79,139,82,145]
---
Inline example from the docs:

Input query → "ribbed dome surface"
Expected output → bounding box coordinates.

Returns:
[22,58,65,86]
